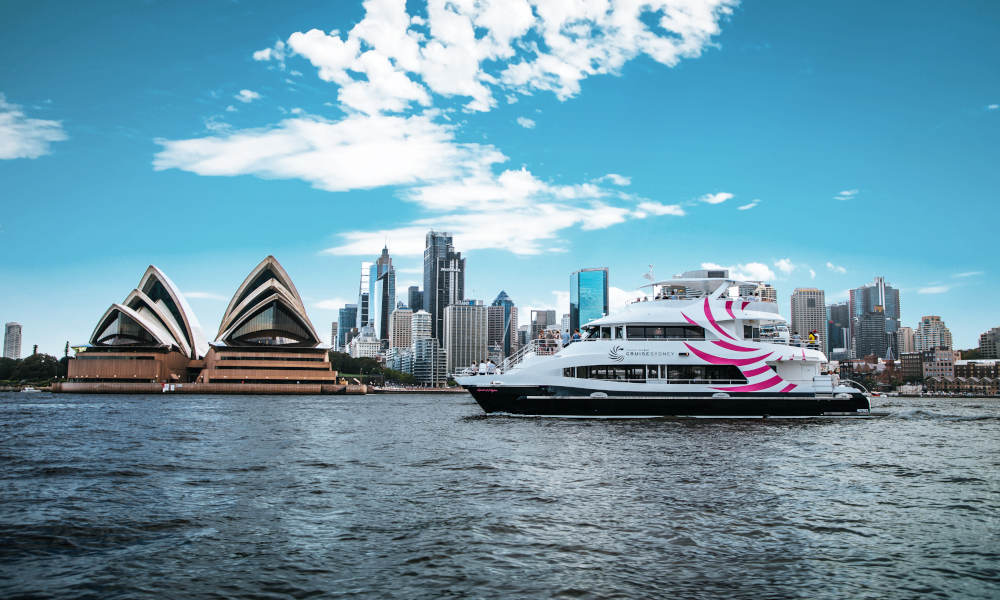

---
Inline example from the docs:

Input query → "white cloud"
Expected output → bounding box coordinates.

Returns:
[235,89,262,103]
[0,93,68,159]
[988,104,998,110]
[737,199,759,210]
[314,297,352,310]
[225,105,237,112]
[634,201,685,217]
[953,271,983,278]
[809,268,816,279]
[774,258,795,275]
[826,261,847,274]
[834,189,858,201]
[598,173,631,186]
[701,262,775,281]
[515,116,535,129]
[184,291,228,301]
[918,285,950,295]
[700,192,733,205]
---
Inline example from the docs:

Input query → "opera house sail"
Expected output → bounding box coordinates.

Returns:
[196,256,340,389]
[67,266,207,385]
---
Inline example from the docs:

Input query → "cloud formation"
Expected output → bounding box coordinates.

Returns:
[918,285,950,295]
[515,116,535,129]
[737,199,759,210]
[0,94,68,159]
[826,261,847,274]
[235,89,262,103]
[700,192,733,205]
[834,189,858,201]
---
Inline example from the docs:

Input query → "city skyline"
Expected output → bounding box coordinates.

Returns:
[2,1,998,355]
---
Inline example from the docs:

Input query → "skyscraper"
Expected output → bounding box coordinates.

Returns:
[357,261,373,330]
[423,231,465,340]
[827,302,850,358]
[412,338,446,387]
[337,304,358,349]
[530,309,557,340]
[914,315,953,351]
[849,276,900,358]
[389,308,413,349]
[488,290,518,357]
[370,246,396,342]
[330,322,338,347]
[3,322,22,359]
[790,288,826,352]
[407,286,423,311]
[443,301,488,373]
[411,310,432,342]
[856,309,888,358]
[897,326,915,356]
[569,267,609,332]
[979,327,1000,358]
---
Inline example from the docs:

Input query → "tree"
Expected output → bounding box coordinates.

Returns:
[12,353,61,382]
[0,357,16,381]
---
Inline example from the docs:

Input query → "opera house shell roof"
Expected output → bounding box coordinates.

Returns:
[88,266,209,359]
[214,256,322,348]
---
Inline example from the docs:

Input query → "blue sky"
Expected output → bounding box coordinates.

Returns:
[1,0,998,355]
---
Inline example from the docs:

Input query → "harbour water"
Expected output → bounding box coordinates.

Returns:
[1,392,997,599]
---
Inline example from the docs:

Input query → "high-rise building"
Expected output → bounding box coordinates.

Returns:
[356,261,373,330]
[407,286,423,311]
[849,276,900,357]
[488,291,518,358]
[561,314,570,334]
[412,338,447,387]
[348,325,381,359]
[330,322,338,347]
[856,309,888,359]
[914,315,953,351]
[531,309,557,340]
[337,304,358,349]
[3,322,22,359]
[569,267,609,333]
[897,326,915,356]
[517,325,530,349]
[790,288,826,352]
[389,308,413,349]
[411,310,432,342]
[423,231,465,340]
[978,327,1000,358]
[443,301,488,373]
[826,302,850,359]
[738,282,777,302]
[370,246,396,342]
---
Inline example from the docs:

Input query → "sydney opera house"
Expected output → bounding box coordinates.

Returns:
[56,257,354,394]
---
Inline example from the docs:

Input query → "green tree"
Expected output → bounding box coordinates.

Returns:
[12,353,61,382]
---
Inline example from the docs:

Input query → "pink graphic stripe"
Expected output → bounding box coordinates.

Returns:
[741,301,751,310]
[681,312,699,327]
[725,300,736,320]
[779,384,797,393]
[713,375,784,392]
[743,365,773,378]
[683,343,771,366]
[703,298,735,340]
[712,340,757,352]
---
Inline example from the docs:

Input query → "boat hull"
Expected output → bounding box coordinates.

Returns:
[464,385,870,417]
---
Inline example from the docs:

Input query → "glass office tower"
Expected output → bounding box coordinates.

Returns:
[570,268,609,333]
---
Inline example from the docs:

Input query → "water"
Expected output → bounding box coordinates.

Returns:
[1,393,997,599]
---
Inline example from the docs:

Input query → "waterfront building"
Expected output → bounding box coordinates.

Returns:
[978,327,1000,358]
[531,309,557,340]
[389,308,413,349]
[385,346,413,373]
[197,257,338,386]
[790,288,827,353]
[411,310,432,342]
[407,286,423,311]
[897,326,915,356]
[356,261,372,330]
[337,304,358,349]
[66,265,210,384]
[955,360,1000,379]
[900,352,924,382]
[423,231,465,340]
[738,282,777,302]
[370,246,396,342]
[826,302,850,359]
[914,315,953,351]
[443,301,488,374]
[569,267,609,333]
[3,322,22,359]
[488,291,518,357]
[348,325,381,359]
[517,325,530,348]
[412,338,446,387]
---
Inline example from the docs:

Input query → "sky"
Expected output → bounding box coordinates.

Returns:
[1,0,998,356]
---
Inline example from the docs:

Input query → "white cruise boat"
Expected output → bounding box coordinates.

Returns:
[456,269,872,418]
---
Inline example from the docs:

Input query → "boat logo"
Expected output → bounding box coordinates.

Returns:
[608,345,625,362]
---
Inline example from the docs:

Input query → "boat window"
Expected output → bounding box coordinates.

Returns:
[613,326,624,339]
[598,326,611,339]
[623,325,705,339]
[565,364,746,383]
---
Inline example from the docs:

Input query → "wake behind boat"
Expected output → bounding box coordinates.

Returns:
[456,269,874,418]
